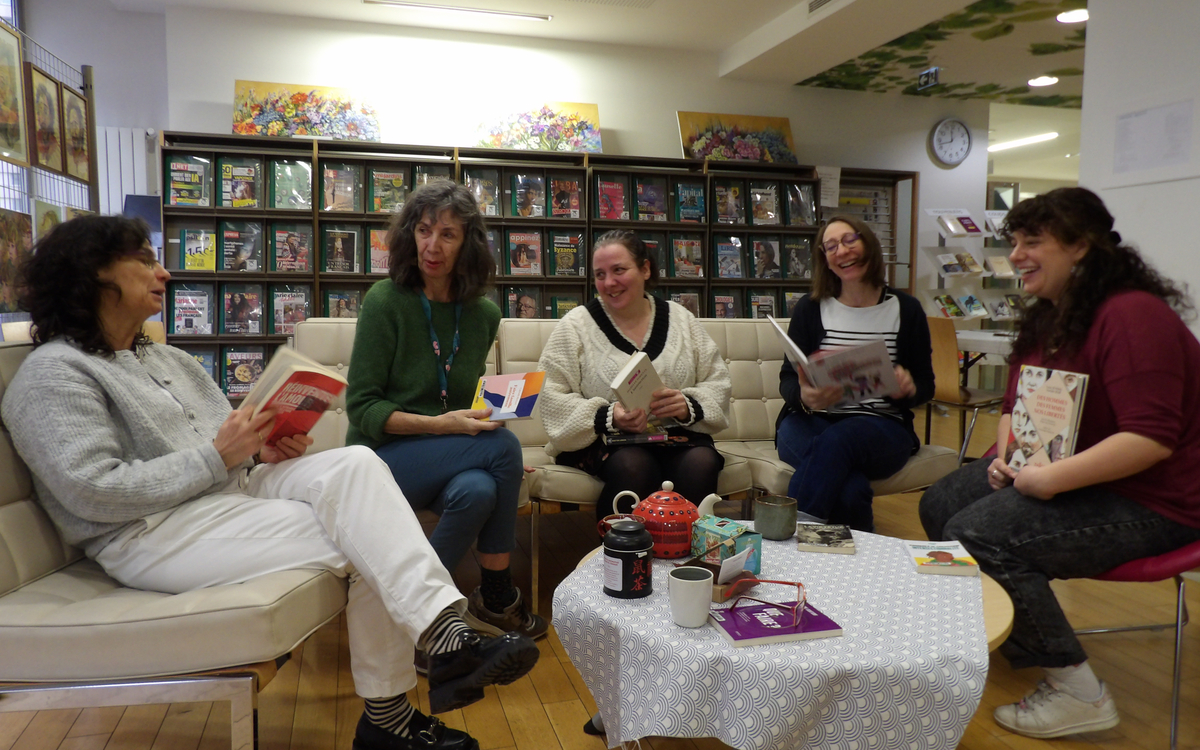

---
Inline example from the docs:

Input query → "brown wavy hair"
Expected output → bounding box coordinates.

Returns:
[811,215,886,300]
[386,181,494,301]
[1004,187,1191,361]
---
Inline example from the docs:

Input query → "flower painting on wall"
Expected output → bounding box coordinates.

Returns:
[232,80,380,141]
[476,102,602,153]
[677,112,798,164]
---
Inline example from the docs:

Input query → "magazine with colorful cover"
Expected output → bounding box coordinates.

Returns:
[671,237,703,278]
[171,285,213,335]
[270,159,312,210]
[486,229,501,275]
[715,239,744,279]
[511,174,546,218]
[675,182,706,223]
[507,287,542,319]
[671,292,700,317]
[708,601,842,646]
[753,238,781,279]
[750,182,780,225]
[323,227,360,273]
[957,293,988,318]
[181,229,216,271]
[471,371,546,420]
[369,169,409,214]
[786,183,816,226]
[414,164,451,187]
[181,347,217,381]
[507,231,542,276]
[271,286,310,335]
[551,295,581,318]
[905,540,979,576]
[783,238,812,280]
[223,346,266,397]
[749,293,776,319]
[937,253,966,276]
[934,294,964,318]
[987,298,1014,320]
[714,181,744,224]
[1004,293,1026,313]
[272,224,312,272]
[166,155,211,207]
[597,179,628,220]
[218,156,262,209]
[369,228,389,274]
[766,316,900,404]
[1006,366,1089,470]
[464,169,499,216]
[784,291,804,317]
[635,177,668,221]
[322,165,362,212]
[325,289,361,318]
[712,294,738,319]
[549,177,581,219]
[222,284,262,335]
[550,232,583,276]
[220,221,262,272]
[640,234,666,278]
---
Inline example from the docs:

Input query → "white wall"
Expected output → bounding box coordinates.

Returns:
[163,7,988,290]
[25,0,168,131]
[1079,0,1200,321]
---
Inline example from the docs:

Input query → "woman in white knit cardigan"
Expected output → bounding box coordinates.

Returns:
[537,230,731,518]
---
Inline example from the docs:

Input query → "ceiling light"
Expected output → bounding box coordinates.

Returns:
[988,132,1059,152]
[1057,9,1088,23]
[1028,76,1059,87]
[362,0,552,21]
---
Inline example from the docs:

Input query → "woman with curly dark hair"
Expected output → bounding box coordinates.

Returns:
[919,187,1200,739]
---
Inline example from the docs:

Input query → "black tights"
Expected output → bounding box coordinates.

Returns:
[596,445,724,519]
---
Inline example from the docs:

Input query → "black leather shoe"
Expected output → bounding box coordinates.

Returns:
[351,712,479,750]
[427,631,540,714]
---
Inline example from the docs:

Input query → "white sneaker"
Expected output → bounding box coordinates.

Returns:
[994,680,1120,738]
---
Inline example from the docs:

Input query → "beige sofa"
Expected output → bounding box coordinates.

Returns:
[0,338,348,748]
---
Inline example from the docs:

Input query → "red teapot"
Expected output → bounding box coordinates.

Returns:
[613,481,720,559]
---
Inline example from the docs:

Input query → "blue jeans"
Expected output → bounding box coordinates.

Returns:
[375,429,524,571]
[920,458,1200,669]
[776,411,913,531]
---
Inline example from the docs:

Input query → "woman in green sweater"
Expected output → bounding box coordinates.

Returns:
[346,182,545,641]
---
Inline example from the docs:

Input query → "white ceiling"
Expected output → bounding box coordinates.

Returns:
[988,102,1081,183]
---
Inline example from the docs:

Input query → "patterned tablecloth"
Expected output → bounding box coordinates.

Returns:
[553,529,988,750]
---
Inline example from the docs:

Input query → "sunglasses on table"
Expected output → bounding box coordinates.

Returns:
[821,232,862,254]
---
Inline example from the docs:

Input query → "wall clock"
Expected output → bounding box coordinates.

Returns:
[930,118,972,167]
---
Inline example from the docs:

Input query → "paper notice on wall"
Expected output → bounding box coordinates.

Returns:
[815,165,841,208]
[1114,99,1193,175]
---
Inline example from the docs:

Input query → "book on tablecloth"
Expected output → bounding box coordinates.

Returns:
[243,347,348,445]
[1006,365,1089,470]
[766,316,899,404]
[708,601,842,646]
[905,540,979,576]
[470,372,545,420]
[796,524,855,554]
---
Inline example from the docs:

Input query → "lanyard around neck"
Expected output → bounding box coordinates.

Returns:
[418,290,462,413]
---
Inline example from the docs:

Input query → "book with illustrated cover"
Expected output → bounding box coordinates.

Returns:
[325,289,361,318]
[471,372,546,420]
[987,298,1014,320]
[223,346,266,397]
[635,177,668,221]
[464,168,499,216]
[166,155,211,207]
[957,293,988,318]
[783,238,812,280]
[784,291,804,318]
[937,253,966,276]
[171,284,213,335]
[709,601,842,646]
[222,284,262,335]
[675,182,706,223]
[218,156,262,209]
[986,255,1018,278]
[270,285,310,335]
[511,174,546,218]
[486,230,501,275]
[597,178,628,220]
[712,293,739,319]
[1006,366,1089,471]
[714,181,744,224]
[507,287,542,319]
[750,182,780,225]
[180,347,218,382]
[640,233,666,278]
[270,159,312,210]
[414,164,452,187]
[767,316,900,403]
[220,221,262,272]
[549,177,581,219]
[369,169,409,214]
[786,183,816,226]
[181,229,216,271]
[938,214,985,238]
[671,292,700,317]
[905,540,979,577]
[796,524,855,554]
[323,227,360,273]
[242,346,348,445]
[272,224,312,272]
[1004,293,1026,313]
[750,293,776,319]
[322,164,363,212]
[551,295,581,318]
[507,231,542,276]
[753,239,781,279]
[671,237,703,278]
[550,232,583,277]
[933,294,965,318]
[369,228,389,274]
[715,239,744,279]
[955,252,985,275]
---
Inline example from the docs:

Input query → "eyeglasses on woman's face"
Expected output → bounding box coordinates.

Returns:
[821,232,862,255]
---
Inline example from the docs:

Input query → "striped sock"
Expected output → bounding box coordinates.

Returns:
[363,694,416,736]
[418,606,474,657]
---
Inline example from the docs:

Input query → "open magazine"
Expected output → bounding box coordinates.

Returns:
[767,316,899,404]
[1006,365,1089,469]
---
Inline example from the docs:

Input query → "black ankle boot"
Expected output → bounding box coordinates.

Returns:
[426,631,540,714]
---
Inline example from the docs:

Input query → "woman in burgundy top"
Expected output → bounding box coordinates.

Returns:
[920,187,1200,740]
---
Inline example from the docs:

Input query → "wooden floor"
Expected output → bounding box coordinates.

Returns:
[4,408,1198,750]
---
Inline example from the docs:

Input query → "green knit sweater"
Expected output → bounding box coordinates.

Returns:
[345,280,501,449]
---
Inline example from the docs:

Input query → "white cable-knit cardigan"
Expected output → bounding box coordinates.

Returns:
[537,295,730,456]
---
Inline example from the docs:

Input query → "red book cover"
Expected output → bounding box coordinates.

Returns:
[259,370,347,445]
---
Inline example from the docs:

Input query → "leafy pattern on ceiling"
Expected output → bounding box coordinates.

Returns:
[797,0,1087,108]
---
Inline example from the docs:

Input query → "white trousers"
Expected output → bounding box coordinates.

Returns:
[95,445,464,698]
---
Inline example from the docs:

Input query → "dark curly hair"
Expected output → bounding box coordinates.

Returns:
[386,181,493,301]
[811,215,886,301]
[1003,187,1191,361]
[593,229,658,290]
[19,215,153,355]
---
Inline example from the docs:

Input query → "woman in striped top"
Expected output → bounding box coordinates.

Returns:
[776,216,934,531]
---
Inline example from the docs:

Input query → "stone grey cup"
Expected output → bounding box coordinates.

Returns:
[755,495,798,540]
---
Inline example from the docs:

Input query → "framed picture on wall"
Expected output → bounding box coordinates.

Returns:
[60,85,89,182]
[26,64,63,173]
[0,22,28,167]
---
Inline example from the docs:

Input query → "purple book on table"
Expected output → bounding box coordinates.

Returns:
[708,601,842,647]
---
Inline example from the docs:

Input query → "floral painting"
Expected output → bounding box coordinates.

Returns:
[233,80,380,141]
[476,102,602,153]
[677,112,797,163]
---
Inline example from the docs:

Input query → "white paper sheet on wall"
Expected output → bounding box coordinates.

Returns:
[815,165,841,208]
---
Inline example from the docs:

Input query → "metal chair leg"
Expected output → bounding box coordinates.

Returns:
[958,407,982,464]
[1170,575,1185,750]
[531,500,540,616]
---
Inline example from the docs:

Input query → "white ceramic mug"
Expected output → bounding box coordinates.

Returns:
[668,566,713,628]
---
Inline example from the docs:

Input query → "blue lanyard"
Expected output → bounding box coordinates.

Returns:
[418,290,462,413]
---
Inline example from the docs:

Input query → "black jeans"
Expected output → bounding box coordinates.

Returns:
[920,458,1200,669]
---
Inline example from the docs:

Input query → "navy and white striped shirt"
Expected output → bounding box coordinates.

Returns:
[817,294,903,421]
